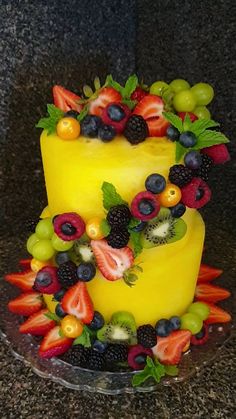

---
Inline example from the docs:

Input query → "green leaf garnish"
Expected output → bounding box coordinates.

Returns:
[77,105,89,122]
[36,104,64,135]
[100,219,111,236]
[44,312,60,323]
[193,129,229,149]
[106,74,138,102]
[129,231,143,258]
[123,74,138,98]
[128,217,141,231]
[162,112,183,133]
[190,118,220,137]
[105,74,123,94]
[175,142,186,162]
[132,357,166,387]
[122,98,137,110]
[183,113,192,131]
[58,328,65,338]
[101,182,128,211]
[164,365,179,376]
[73,327,91,347]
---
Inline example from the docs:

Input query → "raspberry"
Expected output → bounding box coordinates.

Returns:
[107,205,131,228]
[202,144,230,165]
[101,103,130,134]
[181,177,212,209]
[62,345,90,366]
[169,164,193,187]
[137,324,157,348]
[87,350,105,371]
[105,344,128,363]
[107,228,130,249]
[128,344,153,370]
[123,115,148,144]
[194,154,213,181]
[191,324,209,346]
[131,87,147,102]
[131,191,160,221]
[57,261,78,288]
[53,212,85,241]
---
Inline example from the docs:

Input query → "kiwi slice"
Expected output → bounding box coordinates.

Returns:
[69,235,95,265]
[141,208,187,249]
[97,323,137,345]
[110,311,137,333]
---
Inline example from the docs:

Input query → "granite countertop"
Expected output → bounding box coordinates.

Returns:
[1,1,236,417]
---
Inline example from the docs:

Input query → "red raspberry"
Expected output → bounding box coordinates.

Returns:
[101,102,130,134]
[201,144,230,165]
[181,178,212,209]
[53,212,85,241]
[131,191,160,221]
[131,87,148,102]
[190,324,209,346]
[178,112,198,122]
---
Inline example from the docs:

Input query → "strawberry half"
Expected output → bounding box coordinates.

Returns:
[152,330,191,365]
[195,283,231,303]
[146,116,169,136]
[197,264,223,283]
[89,87,122,116]
[53,85,82,113]
[5,269,36,291]
[61,282,94,324]
[39,325,73,358]
[19,258,32,270]
[8,292,43,316]
[133,94,167,137]
[205,303,232,324]
[19,308,56,335]
[91,239,134,281]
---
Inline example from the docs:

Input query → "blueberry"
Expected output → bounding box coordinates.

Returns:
[166,125,180,141]
[54,289,66,301]
[169,316,181,331]
[145,173,166,194]
[65,110,79,119]
[107,104,125,122]
[138,199,154,215]
[179,131,197,148]
[155,319,172,337]
[170,203,186,218]
[196,188,204,201]
[89,311,105,330]
[55,251,70,266]
[131,221,147,232]
[98,124,116,142]
[61,222,77,236]
[35,271,52,287]
[77,262,96,282]
[93,340,108,353]
[184,150,202,170]
[55,304,67,318]
[81,115,102,137]
[134,354,147,365]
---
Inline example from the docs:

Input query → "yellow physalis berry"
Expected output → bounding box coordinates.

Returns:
[30,258,51,273]
[56,117,80,140]
[61,315,84,338]
[158,184,182,207]
[86,217,105,240]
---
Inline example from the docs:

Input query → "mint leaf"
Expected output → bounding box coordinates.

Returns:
[128,218,141,231]
[164,365,179,376]
[123,74,138,98]
[73,327,91,347]
[122,98,137,110]
[36,104,64,135]
[44,312,60,322]
[77,105,89,122]
[105,74,123,93]
[190,118,220,137]
[132,369,153,387]
[132,357,166,387]
[100,219,111,236]
[47,104,64,119]
[183,113,192,131]
[175,142,186,162]
[194,130,229,149]
[101,182,128,211]
[58,328,65,338]
[162,112,183,133]
[129,231,143,258]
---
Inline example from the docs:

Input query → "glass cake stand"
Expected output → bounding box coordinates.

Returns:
[0,279,233,395]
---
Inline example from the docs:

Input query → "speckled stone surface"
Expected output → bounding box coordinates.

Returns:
[1,0,236,417]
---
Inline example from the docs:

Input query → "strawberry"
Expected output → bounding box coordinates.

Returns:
[197,264,223,283]
[61,282,93,324]
[152,330,191,365]
[53,85,82,113]
[5,269,36,291]
[19,308,56,335]
[19,258,32,270]
[39,325,73,358]
[195,283,231,303]
[131,87,148,102]
[178,112,198,122]
[89,87,122,116]
[133,94,164,120]
[91,239,134,281]
[8,292,43,316]
[146,116,169,136]
[205,303,232,324]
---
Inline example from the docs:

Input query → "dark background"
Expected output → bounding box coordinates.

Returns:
[0,1,235,417]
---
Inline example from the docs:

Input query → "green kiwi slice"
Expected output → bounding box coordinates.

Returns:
[69,235,95,265]
[97,323,137,345]
[110,311,137,333]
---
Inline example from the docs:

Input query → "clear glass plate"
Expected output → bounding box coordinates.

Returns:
[0,279,233,394]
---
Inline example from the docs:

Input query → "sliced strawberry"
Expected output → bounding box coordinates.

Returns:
[19,308,56,335]
[178,112,198,122]
[61,282,94,324]
[205,303,232,324]
[19,258,32,270]
[152,330,191,365]
[39,325,73,358]
[8,292,43,316]
[197,264,223,283]
[5,269,36,291]
[91,239,134,281]
[133,94,164,120]
[53,85,82,113]
[146,116,169,137]
[195,283,231,303]
[89,87,122,116]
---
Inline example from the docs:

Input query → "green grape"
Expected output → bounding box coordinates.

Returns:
[180,312,203,334]
[169,79,190,93]
[150,80,169,96]
[188,302,210,321]
[193,106,211,120]
[32,239,55,261]
[26,233,40,255]
[191,83,214,106]
[173,90,196,112]
[51,233,74,252]
[35,218,54,239]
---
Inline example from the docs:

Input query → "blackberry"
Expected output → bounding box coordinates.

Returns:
[62,345,90,367]
[107,228,130,249]
[57,261,78,288]
[124,115,148,144]
[169,164,193,187]
[107,204,131,228]
[25,218,39,232]
[105,344,128,363]
[137,324,157,348]
[87,350,105,371]
[194,154,213,181]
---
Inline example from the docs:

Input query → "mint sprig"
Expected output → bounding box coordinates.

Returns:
[101,182,128,211]
[129,231,143,258]
[162,112,183,133]
[132,356,179,387]
[36,104,64,135]
[193,130,229,149]
[100,219,111,236]
[106,74,138,106]
[73,326,91,347]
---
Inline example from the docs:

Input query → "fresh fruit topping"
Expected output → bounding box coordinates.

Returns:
[55,251,70,266]
[152,330,191,365]
[134,94,164,120]
[137,324,157,348]
[145,173,166,194]
[76,262,96,282]
[31,258,52,273]
[34,266,60,294]
[62,344,90,366]
[89,87,121,116]
[19,308,56,335]
[107,205,131,228]
[87,350,105,371]
[188,301,210,321]
[97,323,136,345]
[57,261,78,288]
[193,106,211,120]
[190,324,209,346]
[150,80,169,96]
[89,311,105,331]
[169,79,190,93]
[105,344,128,364]
[169,316,181,331]
[184,150,202,170]
[158,183,182,207]
[107,228,130,249]
[129,220,147,232]
[72,239,95,264]
[131,191,160,221]
[180,312,203,334]
[61,281,94,324]
[93,340,108,353]
[173,90,196,112]
[53,85,82,113]
[102,102,130,134]
[31,239,55,262]
[123,115,148,144]
[61,315,84,338]
[141,208,187,248]
[86,217,105,240]
[8,292,43,316]
[98,124,116,142]
[191,83,214,106]
[179,131,197,148]
[197,264,223,283]
[205,303,232,324]
[91,239,134,281]
[53,213,85,241]
[131,86,148,102]
[166,125,180,141]
[80,115,102,137]
[35,218,54,239]
[193,154,213,181]
[202,144,230,165]
[128,344,153,370]
[19,258,32,269]
[26,233,40,254]
[55,303,67,318]
[195,284,231,303]
[178,112,198,122]
[5,269,36,291]
[111,311,137,332]
[181,177,212,209]
[155,319,173,337]
[146,116,169,137]
[170,202,186,218]
[39,325,73,358]
[51,234,74,252]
